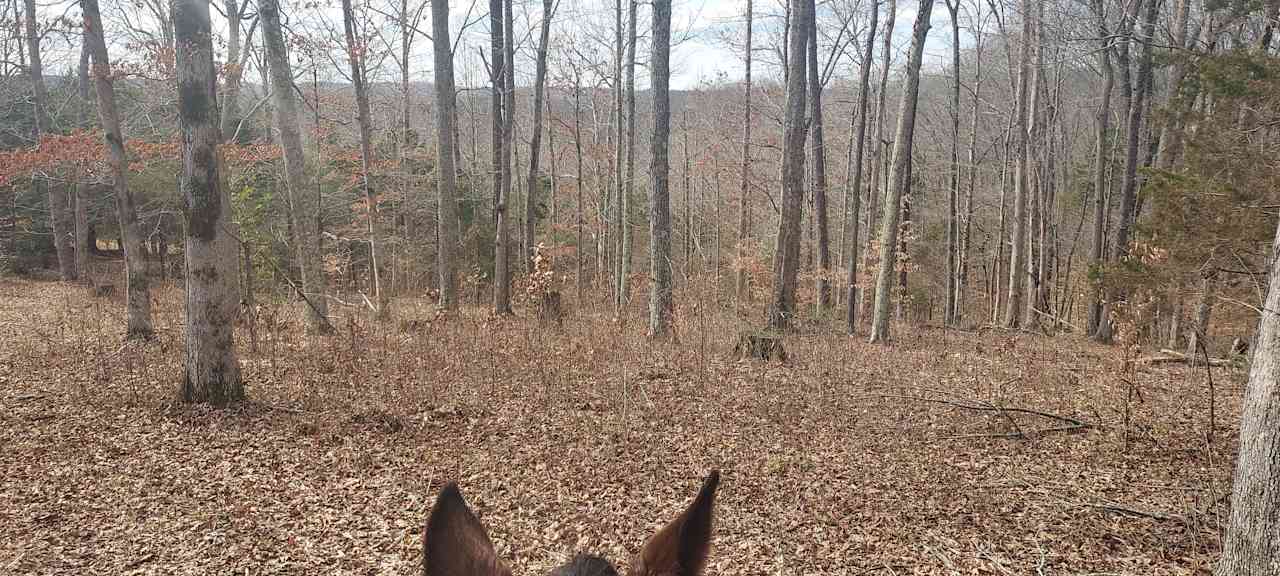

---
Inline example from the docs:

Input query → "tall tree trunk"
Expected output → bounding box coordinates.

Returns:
[342,0,388,319]
[1097,0,1157,342]
[524,0,555,275]
[1153,0,1191,170]
[1022,0,1043,328]
[175,0,243,404]
[572,69,586,303]
[24,0,74,281]
[806,2,831,313]
[262,0,329,332]
[491,0,513,314]
[863,0,896,322]
[432,0,460,310]
[1003,0,1033,329]
[83,0,152,339]
[1214,219,1280,575]
[844,0,877,333]
[616,0,638,310]
[959,0,984,326]
[75,41,91,281]
[766,0,811,332]
[944,0,960,326]
[736,0,755,304]
[1086,0,1113,336]
[868,0,934,343]
[648,0,674,337]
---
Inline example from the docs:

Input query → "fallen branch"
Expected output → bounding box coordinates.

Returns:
[1136,349,1233,367]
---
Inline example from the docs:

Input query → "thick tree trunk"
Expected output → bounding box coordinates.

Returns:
[24,0,74,281]
[342,0,388,319]
[765,0,811,332]
[432,0,460,310]
[806,4,831,313]
[1022,0,1044,329]
[175,0,243,405]
[868,0,934,343]
[648,0,674,337]
[83,0,152,339]
[844,0,878,334]
[524,0,555,277]
[736,0,754,304]
[1215,219,1280,575]
[959,1,984,326]
[262,0,329,332]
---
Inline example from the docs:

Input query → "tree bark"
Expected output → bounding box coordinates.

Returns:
[261,0,329,332]
[944,0,960,326]
[75,42,91,281]
[616,0,638,310]
[219,0,242,141]
[490,0,512,314]
[83,0,153,339]
[1086,0,1113,337]
[1185,271,1217,363]
[648,0,674,337]
[524,0,556,277]
[342,0,388,319]
[1214,219,1280,576]
[868,0,934,343]
[1003,0,1032,329]
[24,0,74,281]
[765,0,811,332]
[806,1,831,313]
[844,0,877,333]
[863,0,896,323]
[736,0,754,304]
[174,0,243,405]
[432,0,460,310]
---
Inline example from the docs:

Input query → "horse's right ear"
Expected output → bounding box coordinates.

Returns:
[423,483,510,576]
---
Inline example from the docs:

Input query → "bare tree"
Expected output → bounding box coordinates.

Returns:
[735,0,754,304]
[1085,0,1113,336]
[219,0,252,141]
[943,0,960,326]
[490,0,513,314]
[83,0,152,339]
[862,0,895,322]
[615,0,638,312]
[807,0,831,313]
[174,0,243,404]
[262,0,330,332]
[524,0,557,274]
[648,0,674,337]
[23,0,73,281]
[765,0,811,331]
[1003,0,1033,329]
[341,0,388,319]
[844,0,877,333]
[868,0,934,343]
[432,0,460,310]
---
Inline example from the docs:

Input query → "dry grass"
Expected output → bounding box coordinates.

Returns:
[0,277,1241,575]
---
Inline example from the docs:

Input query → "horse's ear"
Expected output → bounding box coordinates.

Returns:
[631,471,720,576]
[423,483,510,576]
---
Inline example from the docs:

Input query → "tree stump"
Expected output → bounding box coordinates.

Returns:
[733,331,787,361]
[538,290,563,328]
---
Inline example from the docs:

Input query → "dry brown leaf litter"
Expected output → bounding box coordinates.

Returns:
[0,278,1241,575]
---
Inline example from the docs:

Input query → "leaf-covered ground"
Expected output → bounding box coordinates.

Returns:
[0,279,1242,575]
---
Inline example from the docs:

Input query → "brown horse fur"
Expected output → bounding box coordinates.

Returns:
[423,471,720,576]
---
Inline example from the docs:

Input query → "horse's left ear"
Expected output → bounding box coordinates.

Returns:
[423,483,510,576]
[630,471,720,576]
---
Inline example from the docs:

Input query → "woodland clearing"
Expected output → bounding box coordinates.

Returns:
[0,278,1241,575]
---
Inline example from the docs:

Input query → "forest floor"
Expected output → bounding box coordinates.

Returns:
[0,277,1244,575]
